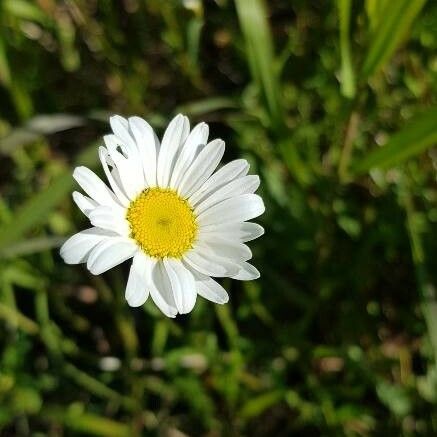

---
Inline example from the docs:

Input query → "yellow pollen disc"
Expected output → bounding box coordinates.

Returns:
[126,188,198,259]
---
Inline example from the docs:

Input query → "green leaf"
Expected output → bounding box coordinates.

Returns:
[235,0,284,131]
[352,107,437,175]
[376,381,411,417]
[11,387,42,414]
[338,0,356,98]
[361,0,426,79]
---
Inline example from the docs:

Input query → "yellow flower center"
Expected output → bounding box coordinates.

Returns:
[126,187,198,259]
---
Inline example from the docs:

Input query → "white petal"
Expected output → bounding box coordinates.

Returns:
[163,259,197,314]
[198,194,265,227]
[195,175,260,215]
[98,147,130,207]
[89,206,130,236]
[189,159,249,206]
[149,261,178,317]
[232,261,260,281]
[60,228,116,264]
[178,139,225,197]
[157,114,190,187]
[125,251,150,307]
[109,115,138,157]
[195,275,229,304]
[169,122,209,189]
[239,222,265,242]
[116,157,145,199]
[73,166,121,208]
[104,134,128,158]
[104,135,145,199]
[110,167,122,184]
[183,246,239,277]
[87,237,137,275]
[72,191,97,217]
[197,235,252,262]
[110,168,128,202]
[200,222,265,243]
[129,116,159,187]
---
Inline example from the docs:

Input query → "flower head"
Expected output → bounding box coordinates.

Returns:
[60,114,264,317]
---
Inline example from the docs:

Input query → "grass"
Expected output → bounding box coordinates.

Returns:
[1,1,437,435]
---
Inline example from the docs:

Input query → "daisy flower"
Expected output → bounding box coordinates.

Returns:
[60,114,265,317]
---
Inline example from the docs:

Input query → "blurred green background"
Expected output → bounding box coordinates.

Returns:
[1,0,437,435]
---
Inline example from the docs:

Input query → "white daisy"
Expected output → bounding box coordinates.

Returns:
[60,114,265,317]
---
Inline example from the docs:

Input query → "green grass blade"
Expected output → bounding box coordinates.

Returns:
[0,236,66,259]
[0,143,98,252]
[361,0,427,79]
[3,0,49,24]
[187,17,203,68]
[235,0,284,131]
[42,406,131,437]
[365,0,390,31]
[56,13,80,72]
[0,35,11,86]
[63,363,137,411]
[352,107,437,175]
[239,390,285,419]
[0,173,72,251]
[0,302,39,334]
[399,175,437,367]
[0,114,85,155]
[338,0,356,98]
[176,97,238,117]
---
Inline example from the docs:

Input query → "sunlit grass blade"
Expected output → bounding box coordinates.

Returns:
[338,0,356,98]
[361,0,426,79]
[352,107,437,175]
[235,0,284,131]
[235,0,313,185]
